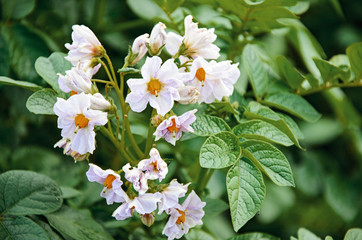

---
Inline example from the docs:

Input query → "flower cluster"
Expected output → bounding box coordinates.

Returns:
[86,148,205,240]
[53,15,239,239]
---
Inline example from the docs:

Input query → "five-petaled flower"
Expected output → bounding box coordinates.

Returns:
[138,148,168,182]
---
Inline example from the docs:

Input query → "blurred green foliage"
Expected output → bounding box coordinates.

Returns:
[0,0,361,239]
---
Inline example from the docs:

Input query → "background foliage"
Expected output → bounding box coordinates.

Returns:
[0,0,361,239]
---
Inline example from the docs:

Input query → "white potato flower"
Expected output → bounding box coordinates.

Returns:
[158,179,190,214]
[138,148,168,182]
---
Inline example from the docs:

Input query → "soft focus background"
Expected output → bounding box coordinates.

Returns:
[0,0,361,239]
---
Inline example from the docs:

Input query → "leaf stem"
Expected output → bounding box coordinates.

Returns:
[297,80,362,96]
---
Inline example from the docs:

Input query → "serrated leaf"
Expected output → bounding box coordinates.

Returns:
[0,216,49,240]
[226,158,266,232]
[228,232,280,240]
[344,228,362,240]
[262,92,321,122]
[35,52,72,94]
[192,115,231,136]
[1,0,36,19]
[313,58,350,83]
[45,205,113,240]
[0,76,42,92]
[200,132,241,169]
[26,89,58,115]
[298,228,321,240]
[244,101,303,148]
[203,198,229,217]
[241,140,295,187]
[346,42,362,80]
[233,120,293,147]
[0,170,62,216]
[242,44,269,98]
[277,56,304,89]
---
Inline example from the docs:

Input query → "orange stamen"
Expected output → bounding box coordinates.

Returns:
[148,78,162,96]
[195,68,206,83]
[153,161,159,171]
[176,209,186,224]
[104,175,116,189]
[70,91,78,96]
[74,114,89,128]
[167,118,179,133]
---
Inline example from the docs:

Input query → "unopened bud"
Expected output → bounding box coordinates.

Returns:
[130,34,149,65]
[149,22,166,55]
[71,151,88,162]
[140,213,155,227]
[89,93,112,111]
[177,86,200,104]
[151,114,165,127]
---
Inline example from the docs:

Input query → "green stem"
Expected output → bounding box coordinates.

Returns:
[195,167,208,195]
[100,60,115,83]
[297,80,362,96]
[92,79,111,84]
[104,53,118,87]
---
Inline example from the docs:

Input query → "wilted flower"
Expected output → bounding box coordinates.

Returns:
[125,56,183,116]
[166,15,220,60]
[122,163,149,194]
[138,148,168,182]
[112,193,162,220]
[162,191,206,240]
[149,22,167,55]
[131,33,149,65]
[65,25,104,66]
[86,163,127,205]
[154,109,197,145]
[177,86,200,104]
[53,93,108,154]
[185,57,240,103]
[158,179,190,214]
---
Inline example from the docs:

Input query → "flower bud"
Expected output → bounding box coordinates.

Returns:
[131,33,149,65]
[89,93,112,111]
[149,22,166,55]
[177,86,200,104]
[151,114,165,127]
[140,213,155,227]
[71,151,88,162]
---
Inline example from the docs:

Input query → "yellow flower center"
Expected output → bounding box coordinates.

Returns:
[167,118,179,133]
[74,114,89,128]
[104,174,116,189]
[148,78,162,96]
[176,209,186,224]
[195,68,206,84]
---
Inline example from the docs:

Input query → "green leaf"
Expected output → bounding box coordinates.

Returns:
[26,89,58,115]
[200,132,241,169]
[45,205,113,240]
[226,158,266,232]
[325,236,334,240]
[210,101,239,115]
[344,228,362,240]
[228,232,280,240]
[346,42,362,80]
[242,44,269,98]
[0,32,10,75]
[153,0,184,13]
[2,24,50,82]
[244,101,303,148]
[35,52,72,94]
[297,228,321,240]
[277,56,304,89]
[0,170,62,216]
[60,186,82,199]
[185,229,216,240]
[203,198,229,217]
[0,216,49,240]
[1,0,36,19]
[313,58,350,83]
[262,92,321,122]
[232,120,294,147]
[30,216,63,240]
[241,140,295,187]
[127,0,167,20]
[192,115,231,136]
[0,76,42,92]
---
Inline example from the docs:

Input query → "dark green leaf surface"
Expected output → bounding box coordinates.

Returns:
[26,89,58,115]
[0,216,49,240]
[35,52,72,94]
[0,76,42,92]
[263,92,321,122]
[241,140,295,187]
[0,32,10,76]
[226,158,266,232]
[277,56,304,89]
[233,120,294,146]
[200,132,241,169]
[45,206,113,240]
[228,232,280,240]
[0,170,62,216]
[1,0,36,19]
[192,115,231,136]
